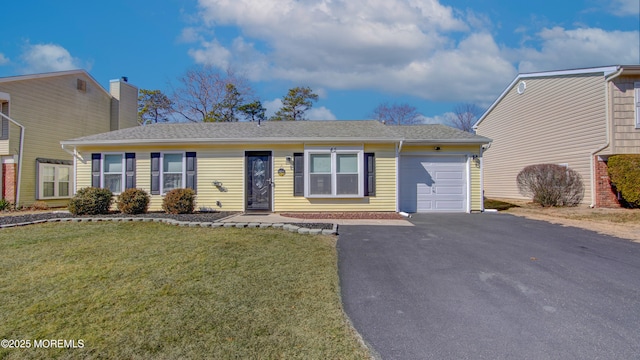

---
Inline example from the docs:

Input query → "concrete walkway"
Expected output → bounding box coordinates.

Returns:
[220,213,414,226]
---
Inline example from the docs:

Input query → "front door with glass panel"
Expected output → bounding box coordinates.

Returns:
[246,152,272,211]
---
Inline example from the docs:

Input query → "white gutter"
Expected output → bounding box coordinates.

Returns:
[0,112,24,208]
[395,140,403,212]
[589,66,624,207]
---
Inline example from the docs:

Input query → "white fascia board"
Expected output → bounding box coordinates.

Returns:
[473,66,620,130]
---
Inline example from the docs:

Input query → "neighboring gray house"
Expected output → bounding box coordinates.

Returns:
[474,65,640,207]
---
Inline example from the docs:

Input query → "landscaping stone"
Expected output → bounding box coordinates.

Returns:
[297,228,310,234]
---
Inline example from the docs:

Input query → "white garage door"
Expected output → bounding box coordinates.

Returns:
[399,156,467,213]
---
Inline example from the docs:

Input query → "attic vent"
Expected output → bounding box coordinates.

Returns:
[517,81,526,95]
[77,79,87,92]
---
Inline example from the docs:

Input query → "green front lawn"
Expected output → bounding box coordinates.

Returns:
[0,223,370,359]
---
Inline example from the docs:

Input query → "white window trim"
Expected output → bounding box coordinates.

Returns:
[160,152,186,195]
[37,163,73,199]
[304,147,364,198]
[101,153,125,194]
[634,82,640,129]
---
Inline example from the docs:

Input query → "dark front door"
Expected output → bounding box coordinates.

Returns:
[246,151,272,211]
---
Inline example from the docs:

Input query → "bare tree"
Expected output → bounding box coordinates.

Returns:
[171,66,252,122]
[447,103,484,132]
[371,102,420,125]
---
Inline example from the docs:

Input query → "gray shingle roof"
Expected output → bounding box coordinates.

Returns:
[389,124,492,143]
[61,120,491,145]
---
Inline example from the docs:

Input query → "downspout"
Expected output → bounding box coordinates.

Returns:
[395,140,404,212]
[0,112,24,209]
[589,67,623,207]
[61,144,78,196]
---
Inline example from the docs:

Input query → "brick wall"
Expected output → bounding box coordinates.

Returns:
[2,163,16,203]
[594,156,622,208]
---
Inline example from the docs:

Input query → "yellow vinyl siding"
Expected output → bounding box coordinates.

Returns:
[275,144,396,212]
[609,76,640,154]
[77,143,398,212]
[476,74,607,205]
[470,160,482,211]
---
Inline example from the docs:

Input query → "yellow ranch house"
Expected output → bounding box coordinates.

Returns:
[61,121,491,213]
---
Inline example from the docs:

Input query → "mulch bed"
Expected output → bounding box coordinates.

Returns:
[281,212,405,220]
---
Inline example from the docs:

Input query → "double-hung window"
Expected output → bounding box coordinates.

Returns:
[162,153,184,193]
[91,153,136,193]
[305,148,363,197]
[103,154,124,194]
[37,160,72,199]
[150,152,196,195]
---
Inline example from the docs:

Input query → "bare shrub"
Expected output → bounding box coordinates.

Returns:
[30,201,49,211]
[517,164,584,207]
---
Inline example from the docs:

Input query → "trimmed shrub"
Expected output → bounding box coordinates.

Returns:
[517,164,584,207]
[162,188,196,214]
[117,188,150,214]
[607,154,640,208]
[68,187,114,215]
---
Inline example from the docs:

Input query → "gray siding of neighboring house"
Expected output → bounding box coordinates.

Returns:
[476,73,608,204]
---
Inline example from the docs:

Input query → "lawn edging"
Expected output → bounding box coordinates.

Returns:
[0,216,338,235]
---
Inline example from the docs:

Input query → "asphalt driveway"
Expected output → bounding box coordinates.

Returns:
[338,213,640,360]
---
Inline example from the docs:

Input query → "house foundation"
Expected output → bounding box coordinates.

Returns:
[2,162,16,204]
[594,156,621,208]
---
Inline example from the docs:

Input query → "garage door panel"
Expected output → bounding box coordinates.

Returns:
[435,200,464,210]
[436,185,464,195]
[436,171,463,180]
[400,156,467,213]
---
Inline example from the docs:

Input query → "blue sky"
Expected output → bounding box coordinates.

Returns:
[1,0,639,122]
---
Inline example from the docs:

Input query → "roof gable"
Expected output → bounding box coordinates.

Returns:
[474,65,626,129]
[0,69,111,98]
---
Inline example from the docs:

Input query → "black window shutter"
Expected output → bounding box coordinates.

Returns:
[151,153,160,195]
[186,152,197,192]
[125,153,136,189]
[91,153,101,188]
[364,153,375,196]
[293,153,304,196]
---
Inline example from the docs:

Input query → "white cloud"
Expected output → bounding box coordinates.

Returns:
[186,0,639,104]
[513,27,640,73]
[179,27,202,43]
[417,113,451,125]
[20,43,86,73]
[609,0,639,16]
[263,98,282,118]
[306,106,337,120]
[188,39,232,69]
[0,53,9,65]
